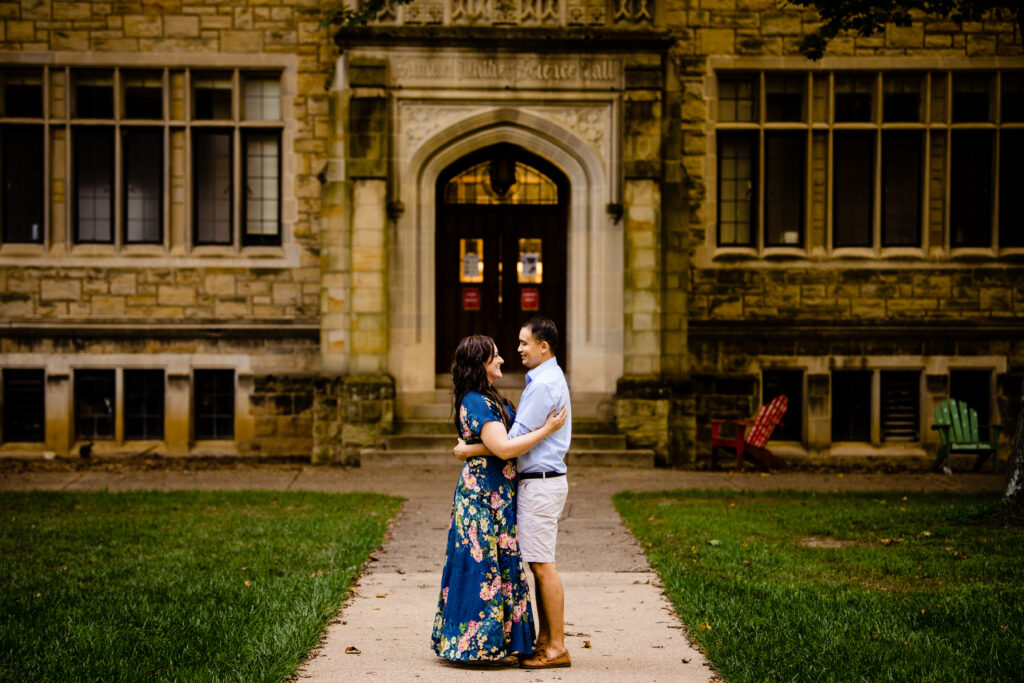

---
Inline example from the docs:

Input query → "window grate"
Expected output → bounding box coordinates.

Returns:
[881,371,920,441]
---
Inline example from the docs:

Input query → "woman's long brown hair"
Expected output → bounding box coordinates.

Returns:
[451,335,513,434]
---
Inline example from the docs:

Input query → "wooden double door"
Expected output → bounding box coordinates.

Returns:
[435,146,568,373]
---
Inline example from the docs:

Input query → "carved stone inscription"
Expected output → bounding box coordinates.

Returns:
[390,54,622,90]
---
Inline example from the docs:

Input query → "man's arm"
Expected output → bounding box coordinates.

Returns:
[508,382,557,439]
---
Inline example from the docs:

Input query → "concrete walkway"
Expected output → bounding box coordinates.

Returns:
[1,464,1004,681]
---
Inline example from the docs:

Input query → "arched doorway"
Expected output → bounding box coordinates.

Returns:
[434,143,569,373]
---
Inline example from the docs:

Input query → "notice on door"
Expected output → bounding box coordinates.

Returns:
[521,287,539,311]
[462,287,481,311]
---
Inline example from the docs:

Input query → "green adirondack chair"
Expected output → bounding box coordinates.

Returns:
[931,398,1002,473]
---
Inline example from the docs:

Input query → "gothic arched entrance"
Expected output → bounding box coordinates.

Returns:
[434,143,569,373]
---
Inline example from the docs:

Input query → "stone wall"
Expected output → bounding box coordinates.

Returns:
[244,373,315,456]
[0,266,320,322]
[0,0,335,323]
[689,268,1024,323]
[312,374,394,464]
[685,325,1024,464]
[0,331,319,457]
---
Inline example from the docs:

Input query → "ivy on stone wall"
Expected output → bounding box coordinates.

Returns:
[793,0,1023,59]
[320,0,414,28]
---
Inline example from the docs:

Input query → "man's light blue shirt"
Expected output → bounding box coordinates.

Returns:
[508,357,571,474]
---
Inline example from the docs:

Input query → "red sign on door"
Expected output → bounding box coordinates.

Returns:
[521,288,539,311]
[462,288,481,311]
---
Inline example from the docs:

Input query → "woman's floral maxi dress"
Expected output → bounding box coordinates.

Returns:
[430,391,536,661]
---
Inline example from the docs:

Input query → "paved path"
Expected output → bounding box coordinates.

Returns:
[1,464,1003,681]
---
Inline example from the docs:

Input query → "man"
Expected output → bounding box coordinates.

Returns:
[506,316,572,670]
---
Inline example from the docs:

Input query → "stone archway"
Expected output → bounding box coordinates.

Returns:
[388,107,623,418]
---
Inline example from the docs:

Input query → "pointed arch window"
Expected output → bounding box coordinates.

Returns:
[444,160,558,205]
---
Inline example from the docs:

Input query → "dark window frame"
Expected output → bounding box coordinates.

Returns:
[122,127,164,245]
[880,370,921,441]
[716,131,758,247]
[762,369,803,443]
[241,129,282,247]
[2,368,45,443]
[124,369,165,440]
[74,369,116,441]
[831,370,872,442]
[2,124,45,244]
[193,369,235,440]
[192,129,234,246]
[73,126,116,244]
[832,131,874,248]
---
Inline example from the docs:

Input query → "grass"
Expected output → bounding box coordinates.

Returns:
[0,490,402,682]
[614,490,1024,683]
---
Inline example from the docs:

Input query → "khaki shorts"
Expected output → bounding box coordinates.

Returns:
[517,475,569,564]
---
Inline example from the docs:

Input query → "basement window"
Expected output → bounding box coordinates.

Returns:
[2,369,45,442]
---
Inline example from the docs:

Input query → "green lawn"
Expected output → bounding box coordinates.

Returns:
[614,490,1023,683]
[0,490,401,682]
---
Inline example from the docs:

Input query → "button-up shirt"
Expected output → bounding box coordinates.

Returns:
[507,357,572,474]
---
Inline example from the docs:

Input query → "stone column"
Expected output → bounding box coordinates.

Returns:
[314,56,392,462]
[165,372,191,455]
[45,372,71,457]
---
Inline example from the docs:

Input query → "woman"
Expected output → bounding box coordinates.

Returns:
[430,335,567,663]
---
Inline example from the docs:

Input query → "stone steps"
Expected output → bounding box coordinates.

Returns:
[385,433,627,451]
[360,448,655,468]
[363,411,653,468]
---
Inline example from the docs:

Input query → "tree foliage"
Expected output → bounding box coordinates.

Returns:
[319,0,414,28]
[789,0,1024,59]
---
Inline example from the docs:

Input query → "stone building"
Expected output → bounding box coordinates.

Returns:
[0,0,1021,467]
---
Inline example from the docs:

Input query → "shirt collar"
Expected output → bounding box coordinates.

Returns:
[525,357,558,384]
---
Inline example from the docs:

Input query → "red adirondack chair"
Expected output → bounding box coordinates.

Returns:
[710,394,789,471]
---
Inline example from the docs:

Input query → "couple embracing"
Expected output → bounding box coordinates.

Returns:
[430,316,572,670]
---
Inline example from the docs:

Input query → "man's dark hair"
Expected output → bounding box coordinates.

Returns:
[523,316,558,354]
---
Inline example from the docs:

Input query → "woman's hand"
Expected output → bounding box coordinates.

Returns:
[543,406,568,433]
[454,438,471,461]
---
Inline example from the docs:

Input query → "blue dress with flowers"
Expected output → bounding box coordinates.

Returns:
[430,391,536,661]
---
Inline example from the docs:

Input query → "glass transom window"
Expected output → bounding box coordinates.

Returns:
[444,160,558,205]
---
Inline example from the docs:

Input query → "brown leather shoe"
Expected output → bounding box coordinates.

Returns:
[520,649,571,669]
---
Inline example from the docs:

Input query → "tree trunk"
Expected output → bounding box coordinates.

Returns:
[1004,378,1024,501]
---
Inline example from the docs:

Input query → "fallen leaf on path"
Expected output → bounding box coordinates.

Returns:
[345,646,360,655]
[376,593,387,598]
[583,641,591,649]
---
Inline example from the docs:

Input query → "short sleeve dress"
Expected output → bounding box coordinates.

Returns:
[430,391,536,661]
